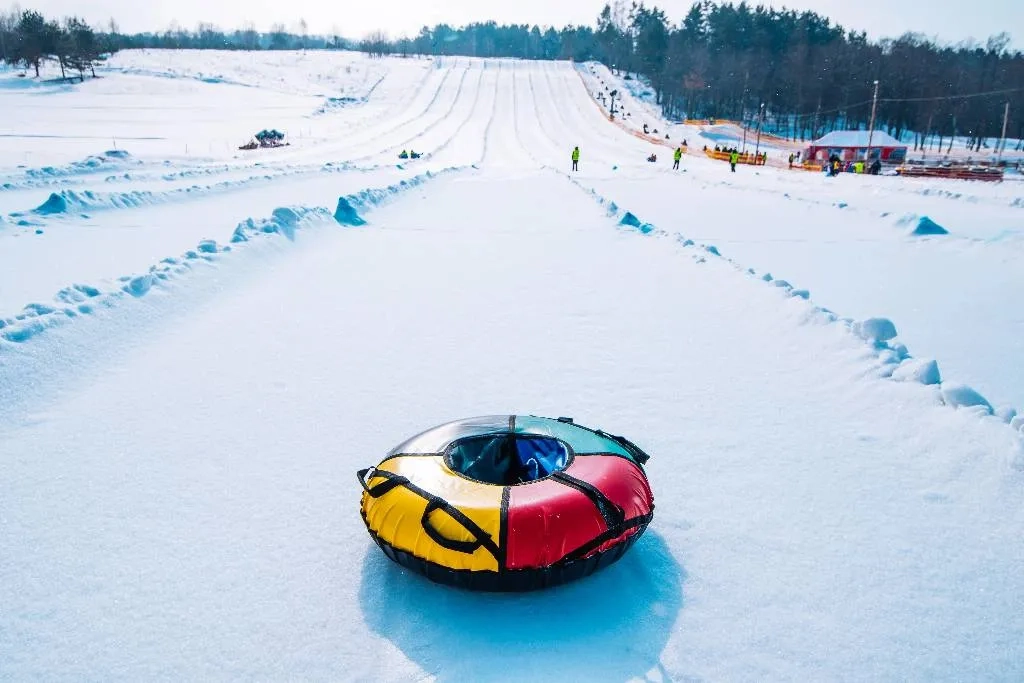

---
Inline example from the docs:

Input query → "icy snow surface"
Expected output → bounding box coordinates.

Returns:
[1,51,1023,681]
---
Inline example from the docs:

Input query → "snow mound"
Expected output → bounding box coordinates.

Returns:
[231,206,331,243]
[853,318,898,345]
[996,406,1017,424]
[891,358,942,385]
[941,383,993,413]
[33,193,70,215]
[619,211,641,228]
[334,198,367,226]
[31,189,157,215]
[617,211,655,234]
[124,274,154,297]
[897,214,949,236]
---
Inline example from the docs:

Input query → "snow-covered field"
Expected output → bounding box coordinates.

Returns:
[2,50,1023,681]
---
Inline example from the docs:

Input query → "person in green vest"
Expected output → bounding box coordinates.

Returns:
[730,150,739,172]
[571,146,580,171]
[673,146,683,170]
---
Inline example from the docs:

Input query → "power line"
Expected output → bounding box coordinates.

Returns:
[878,86,1024,103]
[776,85,1024,122]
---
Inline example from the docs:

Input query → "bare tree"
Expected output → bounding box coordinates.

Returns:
[360,30,390,58]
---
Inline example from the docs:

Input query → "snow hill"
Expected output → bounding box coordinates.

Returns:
[1,50,1023,682]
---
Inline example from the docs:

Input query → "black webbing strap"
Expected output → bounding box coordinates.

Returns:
[596,430,652,465]
[551,471,626,531]
[356,466,500,559]
[421,497,499,556]
[357,467,410,498]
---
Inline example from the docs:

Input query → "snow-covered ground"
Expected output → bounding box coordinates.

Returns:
[2,50,1023,681]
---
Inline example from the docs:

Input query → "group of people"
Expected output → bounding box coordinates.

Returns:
[826,154,882,176]
[570,140,886,178]
[707,145,767,171]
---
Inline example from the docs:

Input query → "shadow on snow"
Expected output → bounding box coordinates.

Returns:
[359,529,684,682]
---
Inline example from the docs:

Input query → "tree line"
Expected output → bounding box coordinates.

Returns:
[594,1,1023,152]
[3,3,1020,150]
[1,8,107,80]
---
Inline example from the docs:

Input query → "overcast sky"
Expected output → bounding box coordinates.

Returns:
[21,0,1023,48]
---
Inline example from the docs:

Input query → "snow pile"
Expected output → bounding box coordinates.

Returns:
[618,211,655,234]
[897,213,949,236]
[333,198,367,226]
[231,206,332,243]
[941,383,994,414]
[891,358,942,385]
[852,317,899,345]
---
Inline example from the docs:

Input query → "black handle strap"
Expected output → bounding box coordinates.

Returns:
[551,471,626,531]
[357,467,410,498]
[358,466,500,559]
[420,498,488,554]
[597,430,651,465]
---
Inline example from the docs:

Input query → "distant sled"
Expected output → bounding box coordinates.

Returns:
[239,129,289,151]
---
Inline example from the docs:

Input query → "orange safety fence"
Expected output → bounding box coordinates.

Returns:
[896,166,1004,182]
[704,149,767,166]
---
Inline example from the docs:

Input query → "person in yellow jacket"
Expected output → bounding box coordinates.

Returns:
[571,146,580,171]
[673,146,683,170]
[730,150,739,172]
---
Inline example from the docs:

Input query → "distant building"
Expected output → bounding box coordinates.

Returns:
[805,130,908,163]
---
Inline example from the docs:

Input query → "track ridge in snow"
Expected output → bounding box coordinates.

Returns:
[0,165,469,347]
[561,172,1024,450]
[0,150,141,190]
[4,162,372,222]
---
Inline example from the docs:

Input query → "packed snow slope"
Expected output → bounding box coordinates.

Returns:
[2,52,1023,681]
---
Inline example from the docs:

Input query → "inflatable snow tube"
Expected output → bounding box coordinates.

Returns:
[358,415,654,591]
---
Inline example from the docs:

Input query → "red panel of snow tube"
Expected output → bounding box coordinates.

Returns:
[505,479,605,569]
[505,456,653,570]
[567,455,653,520]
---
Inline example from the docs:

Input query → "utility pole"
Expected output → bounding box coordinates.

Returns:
[998,101,1010,163]
[754,102,765,158]
[741,70,749,153]
[866,79,880,162]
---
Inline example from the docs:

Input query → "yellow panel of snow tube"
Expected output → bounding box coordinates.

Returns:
[361,455,503,572]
